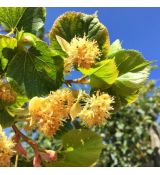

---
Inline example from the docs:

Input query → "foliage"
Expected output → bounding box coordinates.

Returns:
[95,81,160,166]
[21,81,160,167]
[0,7,46,34]
[0,7,153,167]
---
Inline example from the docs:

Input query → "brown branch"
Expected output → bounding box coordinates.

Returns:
[12,124,39,153]
[65,76,90,84]
[12,124,58,166]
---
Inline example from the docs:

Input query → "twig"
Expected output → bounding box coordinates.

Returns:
[14,116,31,123]
[12,124,42,166]
[5,28,15,37]
[12,124,39,152]
[65,76,90,84]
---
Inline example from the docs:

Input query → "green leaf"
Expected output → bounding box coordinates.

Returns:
[9,95,28,110]
[54,120,74,139]
[108,39,122,57]
[0,108,14,128]
[108,50,150,74]
[49,12,110,59]
[0,7,46,34]
[7,41,58,98]
[7,79,29,114]
[0,36,17,70]
[49,129,103,167]
[99,50,151,109]
[116,69,149,89]
[80,59,119,89]
[53,56,64,88]
[108,67,150,110]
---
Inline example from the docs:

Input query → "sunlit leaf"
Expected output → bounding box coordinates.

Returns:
[0,36,17,71]
[80,59,119,89]
[108,67,150,110]
[108,50,150,74]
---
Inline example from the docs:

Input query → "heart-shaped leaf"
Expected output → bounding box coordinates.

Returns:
[7,41,58,98]
[108,50,150,74]
[48,129,103,167]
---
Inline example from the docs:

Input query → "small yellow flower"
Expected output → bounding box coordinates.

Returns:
[79,92,114,127]
[28,89,75,136]
[28,97,45,116]
[28,97,46,126]
[66,35,101,70]
[48,89,75,118]
[0,83,17,104]
[0,125,14,167]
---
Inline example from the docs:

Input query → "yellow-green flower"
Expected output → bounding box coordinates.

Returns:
[0,125,14,167]
[65,35,101,70]
[29,89,74,136]
[79,92,114,127]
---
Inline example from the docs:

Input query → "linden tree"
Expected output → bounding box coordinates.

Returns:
[0,8,150,167]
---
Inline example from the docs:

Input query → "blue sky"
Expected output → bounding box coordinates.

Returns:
[46,7,160,86]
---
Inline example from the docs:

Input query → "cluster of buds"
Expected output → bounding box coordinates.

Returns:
[64,35,101,74]
[0,81,17,105]
[29,89,75,136]
[0,125,14,167]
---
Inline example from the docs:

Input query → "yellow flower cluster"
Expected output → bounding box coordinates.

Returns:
[64,35,101,72]
[0,125,14,167]
[29,89,75,136]
[78,91,114,127]
[29,88,114,135]
[0,83,17,105]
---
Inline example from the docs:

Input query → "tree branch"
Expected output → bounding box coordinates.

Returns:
[12,124,39,153]
[65,76,90,84]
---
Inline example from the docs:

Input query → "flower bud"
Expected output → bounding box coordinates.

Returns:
[18,32,38,47]
[0,82,17,105]
[39,150,57,162]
